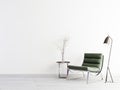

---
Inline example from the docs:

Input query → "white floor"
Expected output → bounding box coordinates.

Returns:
[0,74,120,90]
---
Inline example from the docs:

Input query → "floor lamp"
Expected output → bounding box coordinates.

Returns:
[103,35,114,83]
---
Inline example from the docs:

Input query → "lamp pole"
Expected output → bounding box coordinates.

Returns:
[105,36,114,83]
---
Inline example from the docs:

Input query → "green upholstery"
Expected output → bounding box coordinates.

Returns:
[67,53,104,83]
[68,65,100,72]
[82,53,104,73]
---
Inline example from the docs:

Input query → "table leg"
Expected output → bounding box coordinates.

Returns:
[58,63,60,78]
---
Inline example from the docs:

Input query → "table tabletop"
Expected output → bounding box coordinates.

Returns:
[56,61,70,63]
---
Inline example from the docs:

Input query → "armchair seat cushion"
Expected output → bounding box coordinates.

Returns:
[68,65,88,71]
[68,65,100,73]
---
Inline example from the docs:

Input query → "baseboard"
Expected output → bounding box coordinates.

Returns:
[0,74,57,78]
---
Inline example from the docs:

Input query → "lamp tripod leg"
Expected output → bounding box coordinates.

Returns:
[108,68,113,83]
[105,67,113,83]
[105,67,108,83]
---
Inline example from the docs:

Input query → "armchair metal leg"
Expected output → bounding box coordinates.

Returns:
[87,71,89,84]
[82,71,85,78]
[100,73,103,80]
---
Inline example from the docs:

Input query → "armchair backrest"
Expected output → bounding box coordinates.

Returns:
[82,53,104,72]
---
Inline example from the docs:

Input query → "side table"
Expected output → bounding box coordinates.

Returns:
[56,61,70,78]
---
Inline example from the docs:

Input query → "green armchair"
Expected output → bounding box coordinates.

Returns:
[67,53,104,83]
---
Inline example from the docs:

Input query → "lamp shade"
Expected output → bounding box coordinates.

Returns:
[104,36,110,44]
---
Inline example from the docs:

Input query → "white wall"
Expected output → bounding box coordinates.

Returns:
[0,0,120,75]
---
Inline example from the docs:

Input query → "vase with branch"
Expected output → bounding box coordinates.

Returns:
[61,38,68,62]
[56,37,69,62]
